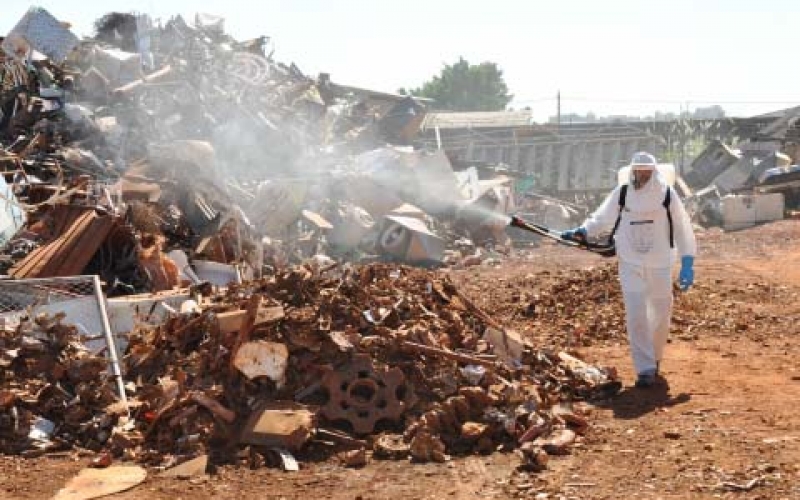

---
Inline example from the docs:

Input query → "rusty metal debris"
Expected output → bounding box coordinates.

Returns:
[0,314,118,454]
[321,353,417,435]
[373,433,410,459]
[0,4,526,288]
[0,4,638,482]
[0,16,540,478]
[339,447,368,468]
[0,261,622,474]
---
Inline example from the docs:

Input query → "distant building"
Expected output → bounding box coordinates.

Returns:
[418,111,662,194]
[693,105,726,120]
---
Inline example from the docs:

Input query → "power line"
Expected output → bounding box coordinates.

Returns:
[512,96,800,106]
[510,96,556,104]
[568,97,800,105]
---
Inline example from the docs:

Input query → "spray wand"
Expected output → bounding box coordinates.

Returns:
[508,214,617,257]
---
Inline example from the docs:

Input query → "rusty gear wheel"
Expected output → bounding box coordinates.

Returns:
[321,354,417,434]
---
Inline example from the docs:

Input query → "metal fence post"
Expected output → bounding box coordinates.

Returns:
[92,274,128,410]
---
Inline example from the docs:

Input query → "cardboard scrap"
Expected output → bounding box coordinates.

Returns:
[53,466,147,500]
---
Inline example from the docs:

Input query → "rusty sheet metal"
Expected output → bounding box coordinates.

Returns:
[10,208,116,278]
[119,177,162,202]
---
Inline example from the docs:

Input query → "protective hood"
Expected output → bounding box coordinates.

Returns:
[625,152,669,212]
[627,152,658,185]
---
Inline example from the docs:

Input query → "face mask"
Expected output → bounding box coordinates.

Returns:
[631,169,653,189]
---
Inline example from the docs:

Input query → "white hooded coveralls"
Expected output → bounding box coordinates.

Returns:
[582,172,696,375]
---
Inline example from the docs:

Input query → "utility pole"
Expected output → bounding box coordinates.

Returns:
[557,90,561,133]
[681,100,690,175]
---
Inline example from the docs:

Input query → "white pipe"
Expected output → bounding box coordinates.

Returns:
[92,275,129,412]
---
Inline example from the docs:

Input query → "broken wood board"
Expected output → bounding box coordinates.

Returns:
[217,305,285,334]
[484,327,526,367]
[240,402,315,451]
[159,455,208,479]
[53,466,147,500]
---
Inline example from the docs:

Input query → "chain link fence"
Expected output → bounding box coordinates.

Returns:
[0,275,127,404]
[0,275,96,314]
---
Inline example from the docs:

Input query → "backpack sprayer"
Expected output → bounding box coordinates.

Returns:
[508,176,675,259]
[508,214,617,257]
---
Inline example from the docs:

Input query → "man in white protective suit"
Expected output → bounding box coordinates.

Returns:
[561,152,696,388]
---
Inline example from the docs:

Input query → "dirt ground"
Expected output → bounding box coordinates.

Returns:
[2,220,799,500]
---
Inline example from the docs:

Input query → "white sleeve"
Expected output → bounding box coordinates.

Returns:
[583,186,622,238]
[669,187,697,257]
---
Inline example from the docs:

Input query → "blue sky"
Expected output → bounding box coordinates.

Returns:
[2,1,797,120]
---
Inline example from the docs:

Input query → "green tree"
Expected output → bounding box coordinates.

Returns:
[400,57,512,112]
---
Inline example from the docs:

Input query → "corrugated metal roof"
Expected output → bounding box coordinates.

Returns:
[331,83,433,103]
[421,111,534,131]
[757,106,800,141]
[749,106,800,120]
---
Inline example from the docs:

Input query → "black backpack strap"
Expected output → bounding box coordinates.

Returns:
[608,184,628,246]
[663,187,674,248]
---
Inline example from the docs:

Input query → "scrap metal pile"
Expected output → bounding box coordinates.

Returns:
[0,7,515,295]
[0,313,117,455]
[684,110,800,230]
[0,262,621,471]
[0,5,623,477]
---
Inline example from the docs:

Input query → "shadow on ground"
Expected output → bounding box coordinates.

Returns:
[594,376,692,419]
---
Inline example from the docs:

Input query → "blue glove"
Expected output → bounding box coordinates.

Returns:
[561,227,587,242]
[679,255,694,291]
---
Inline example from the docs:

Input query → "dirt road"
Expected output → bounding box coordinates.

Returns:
[2,221,799,499]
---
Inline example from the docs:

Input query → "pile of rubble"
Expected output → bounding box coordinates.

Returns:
[0,262,621,472]
[685,110,800,230]
[524,265,625,343]
[0,6,572,475]
[0,313,117,455]
[0,7,516,296]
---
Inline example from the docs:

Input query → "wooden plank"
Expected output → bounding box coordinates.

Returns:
[38,211,95,277]
[10,210,115,278]
[229,295,262,377]
[17,207,94,277]
[10,212,87,277]
[53,216,114,276]
[37,211,98,277]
